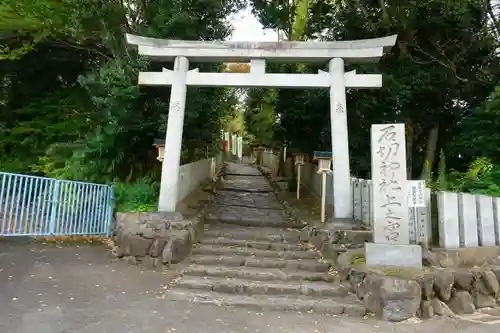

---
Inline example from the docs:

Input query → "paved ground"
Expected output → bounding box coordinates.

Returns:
[0,239,499,332]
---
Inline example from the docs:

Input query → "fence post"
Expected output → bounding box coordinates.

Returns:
[48,180,61,235]
[106,186,115,236]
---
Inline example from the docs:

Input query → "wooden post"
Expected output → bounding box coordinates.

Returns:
[321,172,327,223]
[293,153,306,200]
[296,164,302,200]
[313,152,334,223]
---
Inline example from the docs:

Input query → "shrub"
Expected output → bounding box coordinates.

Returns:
[287,177,297,192]
[114,177,158,212]
[436,157,500,197]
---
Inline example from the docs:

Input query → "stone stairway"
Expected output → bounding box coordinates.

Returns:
[165,162,366,316]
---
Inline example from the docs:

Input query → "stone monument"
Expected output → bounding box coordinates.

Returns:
[365,123,422,268]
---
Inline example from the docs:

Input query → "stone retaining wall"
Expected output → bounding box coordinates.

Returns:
[177,156,223,204]
[259,164,500,321]
[110,160,226,268]
[327,244,500,321]
[111,202,213,268]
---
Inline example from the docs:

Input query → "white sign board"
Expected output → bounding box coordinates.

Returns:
[407,180,426,207]
[231,135,237,155]
[237,136,243,160]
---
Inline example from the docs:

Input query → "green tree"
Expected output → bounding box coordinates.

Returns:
[244,88,277,145]
[0,0,244,184]
[250,0,499,180]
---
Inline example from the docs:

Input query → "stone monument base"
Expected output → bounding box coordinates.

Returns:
[326,217,363,230]
[365,242,423,268]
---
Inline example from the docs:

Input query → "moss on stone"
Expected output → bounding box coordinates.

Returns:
[364,265,425,279]
[351,253,366,266]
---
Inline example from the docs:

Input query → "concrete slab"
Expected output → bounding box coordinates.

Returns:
[365,242,423,268]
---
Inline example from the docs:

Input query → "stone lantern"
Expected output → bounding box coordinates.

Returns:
[153,139,165,162]
[313,151,333,223]
[254,145,265,165]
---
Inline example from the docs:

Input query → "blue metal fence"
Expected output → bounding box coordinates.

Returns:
[0,172,114,236]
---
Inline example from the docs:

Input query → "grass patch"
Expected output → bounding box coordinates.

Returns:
[35,235,110,246]
[114,177,158,212]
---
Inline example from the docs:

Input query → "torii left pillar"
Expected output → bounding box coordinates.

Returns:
[158,56,189,212]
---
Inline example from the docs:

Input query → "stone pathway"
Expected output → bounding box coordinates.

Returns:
[164,162,366,316]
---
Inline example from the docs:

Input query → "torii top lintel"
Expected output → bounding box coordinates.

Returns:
[125,34,397,64]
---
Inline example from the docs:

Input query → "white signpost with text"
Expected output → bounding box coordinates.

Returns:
[408,180,426,208]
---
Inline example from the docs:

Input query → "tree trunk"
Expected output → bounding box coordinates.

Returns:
[277,145,286,177]
[406,120,413,179]
[378,0,390,25]
[126,165,134,182]
[419,125,440,180]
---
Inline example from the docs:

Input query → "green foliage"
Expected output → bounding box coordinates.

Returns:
[424,152,500,196]
[114,178,159,212]
[452,86,500,165]
[244,88,278,145]
[30,56,164,183]
[1,0,500,204]
[250,0,499,179]
[0,0,69,59]
[442,158,500,196]
[0,0,243,185]
[1,88,93,162]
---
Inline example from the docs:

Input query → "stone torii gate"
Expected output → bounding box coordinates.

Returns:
[126,34,397,219]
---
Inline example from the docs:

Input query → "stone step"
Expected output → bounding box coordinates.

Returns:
[206,203,295,228]
[224,175,267,180]
[335,229,373,244]
[205,214,292,228]
[200,237,309,251]
[213,192,282,210]
[192,244,319,260]
[204,225,303,243]
[217,186,274,193]
[216,203,282,210]
[165,290,366,316]
[175,276,349,297]
[182,264,336,282]
[189,255,330,272]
